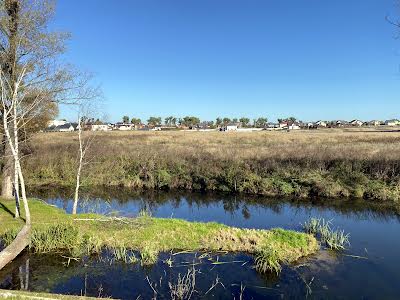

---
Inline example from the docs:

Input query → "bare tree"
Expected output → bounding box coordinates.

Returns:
[0,0,99,194]
[0,0,100,270]
[72,110,93,215]
[0,67,31,270]
[0,0,92,199]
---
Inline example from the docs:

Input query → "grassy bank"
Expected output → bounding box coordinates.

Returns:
[0,289,104,300]
[21,129,400,202]
[0,199,318,271]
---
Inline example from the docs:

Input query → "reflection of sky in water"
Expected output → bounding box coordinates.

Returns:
[27,190,400,298]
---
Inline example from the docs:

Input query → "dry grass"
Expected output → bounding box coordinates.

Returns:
[20,128,400,201]
[29,128,400,162]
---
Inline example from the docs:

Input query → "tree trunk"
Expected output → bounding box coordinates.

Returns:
[0,225,30,270]
[2,0,19,200]
[72,120,83,215]
[1,143,13,199]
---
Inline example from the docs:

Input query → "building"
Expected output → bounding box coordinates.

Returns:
[223,123,238,131]
[288,123,301,130]
[48,119,67,127]
[113,123,134,130]
[385,119,400,126]
[315,120,327,127]
[367,120,382,126]
[335,120,349,127]
[266,123,280,130]
[350,119,364,127]
[90,124,111,131]
[46,122,78,132]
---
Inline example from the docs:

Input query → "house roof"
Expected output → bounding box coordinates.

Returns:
[58,123,74,129]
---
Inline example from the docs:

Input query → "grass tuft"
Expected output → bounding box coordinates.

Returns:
[303,217,350,250]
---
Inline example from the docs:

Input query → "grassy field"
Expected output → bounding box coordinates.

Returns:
[21,128,400,202]
[0,199,318,272]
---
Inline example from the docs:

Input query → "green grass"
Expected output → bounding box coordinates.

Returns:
[0,289,107,299]
[303,217,350,250]
[0,198,318,272]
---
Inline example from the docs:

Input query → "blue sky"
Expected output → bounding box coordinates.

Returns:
[54,0,400,123]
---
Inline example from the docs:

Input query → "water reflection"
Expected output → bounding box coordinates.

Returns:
[0,252,29,291]
[5,187,398,299]
[30,187,400,223]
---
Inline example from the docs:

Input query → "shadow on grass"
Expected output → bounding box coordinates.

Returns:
[0,202,15,218]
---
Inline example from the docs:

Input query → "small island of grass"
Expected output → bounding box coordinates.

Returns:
[0,199,318,273]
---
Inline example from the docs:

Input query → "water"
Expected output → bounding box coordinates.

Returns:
[1,188,400,299]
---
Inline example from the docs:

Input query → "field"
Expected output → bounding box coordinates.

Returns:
[22,128,400,202]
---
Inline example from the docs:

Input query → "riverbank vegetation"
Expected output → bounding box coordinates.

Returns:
[0,199,318,272]
[21,129,400,202]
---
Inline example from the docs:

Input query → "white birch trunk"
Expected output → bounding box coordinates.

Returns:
[72,119,83,215]
[13,101,20,218]
[0,74,31,270]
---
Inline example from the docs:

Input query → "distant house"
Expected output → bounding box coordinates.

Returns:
[223,123,238,131]
[278,121,288,128]
[305,122,315,129]
[350,119,364,127]
[385,119,400,126]
[288,123,301,130]
[114,123,134,130]
[335,120,349,127]
[47,122,77,132]
[315,120,327,127]
[48,119,67,127]
[266,123,280,130]
[90,124,111,131]
[367,120,382,126]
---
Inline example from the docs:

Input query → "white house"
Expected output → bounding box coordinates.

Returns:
[315,120,327,127]
[90,124,111,131]
[48,119,67,127]
[335,120,349,127]
[114,123,134,130]
[368,120,382,126]
[350,119,364,127]
[385,119,400,126]
[288,123,301,130]
[223,123,238,131]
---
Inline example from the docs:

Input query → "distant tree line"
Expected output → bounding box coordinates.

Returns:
[119,115,279,128]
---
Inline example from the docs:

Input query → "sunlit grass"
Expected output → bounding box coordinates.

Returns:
[303,217,350,250]
[0,198,318,272]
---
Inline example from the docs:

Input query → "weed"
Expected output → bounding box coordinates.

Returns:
[303,217,350,250]
[169,267,197,300]
[140,246,159,265]
[254,245,282,274]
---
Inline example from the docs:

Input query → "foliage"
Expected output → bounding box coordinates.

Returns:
[122,116,129,123]
[147,116,162,126]
[131,117,141,125]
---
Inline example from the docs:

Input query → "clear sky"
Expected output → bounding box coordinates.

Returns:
[54,0,400,123]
